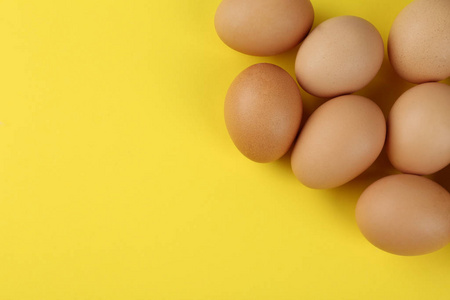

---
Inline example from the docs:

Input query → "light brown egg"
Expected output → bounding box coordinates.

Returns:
[356,174,450,256]
[291,95,385,189]
[214,0,314,56]
[224,63,302,163]
[295,16,384,98]
[387,82,450,175]
[388,0,450,83]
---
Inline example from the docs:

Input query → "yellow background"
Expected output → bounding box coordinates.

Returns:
[0,0,449,299]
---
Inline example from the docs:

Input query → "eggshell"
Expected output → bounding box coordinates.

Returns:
[214,0,314,56]
[291,95,386,189]
[356,174,450,256]
[388,0,450,83]
[224,63,302,163]
[387,82,450,175]
[295,16,384,98]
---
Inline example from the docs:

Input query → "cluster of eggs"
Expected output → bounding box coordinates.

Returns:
[215,0,450,256]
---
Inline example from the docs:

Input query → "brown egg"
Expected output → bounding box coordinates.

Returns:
[356,174,450,256]
[291,95,385,189]
[295,16,384,98]
[224,63,302,163]
[214,0,314,56]
[388,0,450,83]
[387,82,450,175]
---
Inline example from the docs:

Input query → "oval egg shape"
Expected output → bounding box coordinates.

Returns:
[225,63,303,163]
[291,95,386,189]
[387,82,450,175]
[214,0,314,56]
[295,16,384,98]
[356,174,450,256]
[388,0,450,83]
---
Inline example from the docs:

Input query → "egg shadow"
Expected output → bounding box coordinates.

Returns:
[432,166,450,192]
[264,44,300,76]
[355,56,415,117]
[426,62,449,192]
[324,148,401,224]
[272,145,294,175]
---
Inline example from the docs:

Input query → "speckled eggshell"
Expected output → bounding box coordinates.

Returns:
[356,174,450,256]
[214,0,314,56]
[388,0,450,83]
[295,16,384,98]
[224,63,303,163]
[291,95,386,189]
[387,82,450,175]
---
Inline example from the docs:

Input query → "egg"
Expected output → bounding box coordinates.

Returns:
[214,0,314,56]
[388,0,450,83]
[356,174,450,256]
[387,82,450,175]
[295,16,384,98]
[291,95,386,189]
[224,63,302,163]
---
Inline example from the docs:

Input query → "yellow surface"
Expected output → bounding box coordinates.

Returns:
[0,0,449,299]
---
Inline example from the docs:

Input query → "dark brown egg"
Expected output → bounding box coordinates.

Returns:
[224,63,302,163]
